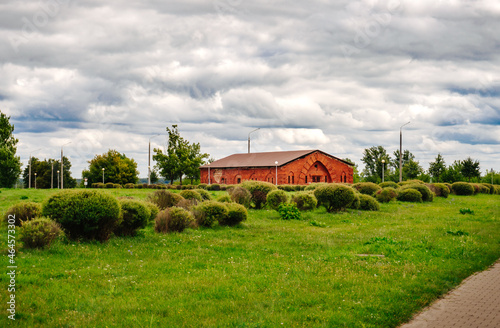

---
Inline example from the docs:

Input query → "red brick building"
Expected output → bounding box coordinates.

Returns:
[200,150,354,185]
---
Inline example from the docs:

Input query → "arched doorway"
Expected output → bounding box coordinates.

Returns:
[306,161,332,183]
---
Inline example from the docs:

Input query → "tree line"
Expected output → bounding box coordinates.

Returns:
[358,146,497,184]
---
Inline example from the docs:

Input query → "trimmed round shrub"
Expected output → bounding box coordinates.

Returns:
[397,188,422,202]
[241,181,277,209]
[4,202,42,226]
[278,185,296,192]
[478,184,490,194]
[358,194,380,211]
[219,203,247,226]
[428,183,449,198]
[20,217,63,249]
[155,207,193,233]
[143,201,159,223]
[452,182,475,196]
[266,190,288,210]
[124,183,135,189]
[115,199,150,236]
[216,194,233,203]
[277,203,302,220]
[207,184,221,191]
[314,184,356,212]
[379,181,399,189]
[481,183,495,194]
[353,182,381,196]
[147,190,184,210]
[197,183,208,190]
[399,180,425,186]
[304,183,327,191]
[375,187,398,203]
[42,190,121,242]
[179,190,203,203]
[494,185,500,195]
[347,193,361,209]
[292,192,317,211]
[401,184,434,202]
[228,186,252,208]
[196,189,212,201]
[106,182,114,188]
[194,201,228,228]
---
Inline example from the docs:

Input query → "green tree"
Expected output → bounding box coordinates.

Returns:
[0,111,22,188]
[361,146,390,183]
[82,149,139,185]
[22,157,76,189]
[390,149,415,170]
[428,153,446,182]
[460,157,480,182]
[441,161,464,183]
[402,159,424,180]
[153,125,208,185]
[150,169,159,184]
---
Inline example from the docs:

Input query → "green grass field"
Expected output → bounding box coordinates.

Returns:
[0,188,499,327]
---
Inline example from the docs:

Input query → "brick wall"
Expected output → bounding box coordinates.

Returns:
[200,151,353,185]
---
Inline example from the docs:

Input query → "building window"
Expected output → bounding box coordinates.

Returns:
[237,178,241,184]
[292,176,294,184]
[325,176,327,182]
[305,176,308,183]
[288,176,290,184]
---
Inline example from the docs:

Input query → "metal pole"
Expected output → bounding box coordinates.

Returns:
[57,171,60,189]
[102,168,105,183]
[248,128,260,153]
[51,162,54,189]
[34,173,37,189]
[399,121,410,182]
[382,160,385,183]
[29,156,31,189]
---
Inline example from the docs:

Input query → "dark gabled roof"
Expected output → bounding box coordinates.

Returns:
[200,150,353,169]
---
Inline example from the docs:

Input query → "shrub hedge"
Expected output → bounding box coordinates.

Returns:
[4,202,42,226]
[42,190,121,242]
[314,184,356,212]
[379,181,399,189]
[375,188,398,203]
[397,188,422,202]
[452,182,475,196]
[219,203,247,226]
[147,190,184,210]
[266,190,288,210]
[292,192,317,211]
[241,181,277,209]
[115,199,150,236]
[401,184,434,202]
[194,201,228,228]
[358,194,380,211]
[353,182,381,196]
[20,217,63,249]
[228,186,252,208]
[155,207,193,233]
[179,190,203,203]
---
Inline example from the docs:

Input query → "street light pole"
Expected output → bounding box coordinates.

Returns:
[61,142,71,189]
[148,134,160,185]
[102,168,105,184]
[275,161,278,186]
[208,163,211,185]
[34,173,37,189]
[382,159,385,183]
[28,148,41,189]
[399,121,410,182]
[248,128,260,153]
[51,162,54,189]
[57,170,60,189]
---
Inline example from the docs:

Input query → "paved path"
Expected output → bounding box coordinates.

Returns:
[400,260,500,328]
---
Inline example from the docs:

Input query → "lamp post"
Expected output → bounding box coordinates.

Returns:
[208,163,211,185]
[381,159,385,183]
[399,121,410,182]
[61,142,71,189]
[275,161,278,186]
[148,134,160,185]
[102,168,105,184]
[34,173,37,189]
[248,128,260,153]
[51,162,54,189]
[57,170,60,189]
[28,148,41,189]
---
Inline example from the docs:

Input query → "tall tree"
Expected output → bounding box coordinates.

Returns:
[441,161,464,183]
[428,153,446,182]
[390,149,415,170]
[460,157,480,182]
[82,149,139,185]
[23,157,76,189]
[361,146,390,182]
[0,111,22,188]
[153,125,208,185]
[402,159,423,180]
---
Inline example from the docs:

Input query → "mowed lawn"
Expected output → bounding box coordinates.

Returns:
[0,188,499,327]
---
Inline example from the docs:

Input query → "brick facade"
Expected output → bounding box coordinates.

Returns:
[200,150,353,185]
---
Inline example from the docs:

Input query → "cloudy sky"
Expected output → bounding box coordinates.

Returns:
[1,0,499,178]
